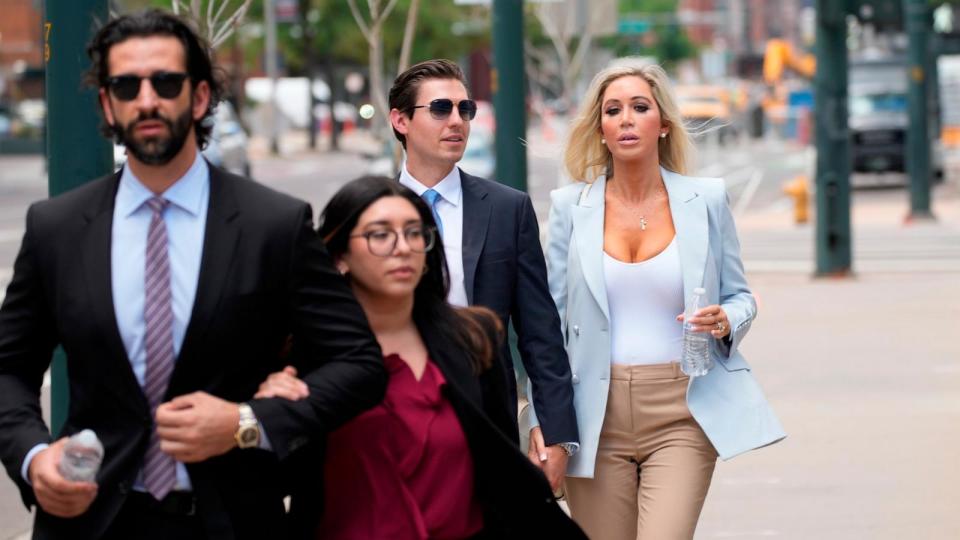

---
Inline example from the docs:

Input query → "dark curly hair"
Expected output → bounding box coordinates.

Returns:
[85,9,224,149]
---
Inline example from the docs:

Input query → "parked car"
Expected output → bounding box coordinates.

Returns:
[115,101,250,177]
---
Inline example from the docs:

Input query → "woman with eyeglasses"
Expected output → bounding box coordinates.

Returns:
[255,176,585,540]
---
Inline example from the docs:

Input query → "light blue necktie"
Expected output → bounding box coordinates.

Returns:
[422,189,444,239]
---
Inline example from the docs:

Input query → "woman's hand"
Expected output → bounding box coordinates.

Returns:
[676,305,731,339]
[254,366,309,400]
[527,426,568,494]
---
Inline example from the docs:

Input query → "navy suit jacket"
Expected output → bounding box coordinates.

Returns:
[458,170,578,446]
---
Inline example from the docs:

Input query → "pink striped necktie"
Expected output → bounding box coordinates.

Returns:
[141,197,176,500]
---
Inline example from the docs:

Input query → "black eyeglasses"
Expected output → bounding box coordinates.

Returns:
[105,71,189,101]
[350,226,436,257]
[409,98,478,121]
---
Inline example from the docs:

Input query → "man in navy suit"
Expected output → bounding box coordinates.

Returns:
[388,59,578,491]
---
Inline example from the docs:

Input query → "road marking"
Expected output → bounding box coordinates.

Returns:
[720,165,757,186]
[734,168,765,216]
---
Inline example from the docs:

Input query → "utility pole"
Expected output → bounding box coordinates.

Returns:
[44,0,112,433]
[265,0,280,154]
[813,0,852,275]
[492,0,527,191]
[905,0,935,220]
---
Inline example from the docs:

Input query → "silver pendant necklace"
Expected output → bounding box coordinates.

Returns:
[611,184,665,231]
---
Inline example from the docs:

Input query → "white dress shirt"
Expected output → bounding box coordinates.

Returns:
[399,163,470,307]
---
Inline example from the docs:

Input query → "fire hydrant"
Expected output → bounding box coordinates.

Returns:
[782,175,809,224]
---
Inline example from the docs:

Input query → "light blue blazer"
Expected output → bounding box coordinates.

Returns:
[529,167,785,478]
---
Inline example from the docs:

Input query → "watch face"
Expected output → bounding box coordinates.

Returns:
[239,428,258,446]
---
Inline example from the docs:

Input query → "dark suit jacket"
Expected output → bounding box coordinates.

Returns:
[459,170,578,446]
[0,165,387,540]
[287,311,586,540]
[418,314,585,539]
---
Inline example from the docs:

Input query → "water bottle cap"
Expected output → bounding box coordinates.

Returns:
[693,287,706,295]
[72,429,104,454]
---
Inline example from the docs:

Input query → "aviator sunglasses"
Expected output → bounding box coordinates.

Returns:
[106,71,189,101]
[409,98,478,121]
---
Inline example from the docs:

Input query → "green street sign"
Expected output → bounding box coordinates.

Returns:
[618,19,650,35]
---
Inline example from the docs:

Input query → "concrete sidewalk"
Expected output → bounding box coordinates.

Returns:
[696,182,960,538]
[738,181,960,273]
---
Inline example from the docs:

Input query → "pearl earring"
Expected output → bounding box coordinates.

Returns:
[660,132,667,139]
[601,138,606,144]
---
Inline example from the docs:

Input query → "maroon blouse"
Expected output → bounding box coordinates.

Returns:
[318,354,484,540]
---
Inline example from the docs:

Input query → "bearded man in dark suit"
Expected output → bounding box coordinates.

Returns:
[0,10,386,539]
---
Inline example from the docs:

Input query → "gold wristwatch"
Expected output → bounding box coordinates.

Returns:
[235,403,261,449]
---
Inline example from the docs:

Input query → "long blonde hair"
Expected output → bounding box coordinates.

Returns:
[564,63,693,181]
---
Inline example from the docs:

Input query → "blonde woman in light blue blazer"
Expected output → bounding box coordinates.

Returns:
[526,64,785,540]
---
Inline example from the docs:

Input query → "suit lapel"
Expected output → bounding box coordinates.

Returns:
[169,166,241,396]
[459,171,490,306]
[570,176,610,322]
[81,173,150,414]
[663,167,708,298]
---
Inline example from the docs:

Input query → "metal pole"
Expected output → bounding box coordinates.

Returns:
[905,0,934,220]
[265,0,280,154]
[492,0,527,191]
[813,0,852,276]
[44,0,112,434]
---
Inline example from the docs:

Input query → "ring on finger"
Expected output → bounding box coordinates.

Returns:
[715,321,724,332]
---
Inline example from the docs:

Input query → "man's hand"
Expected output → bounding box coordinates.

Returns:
[156,391,240,463]
[28,438,98,517]
[526,426,569,493]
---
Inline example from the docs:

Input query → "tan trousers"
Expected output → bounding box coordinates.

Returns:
[565,363,718,540]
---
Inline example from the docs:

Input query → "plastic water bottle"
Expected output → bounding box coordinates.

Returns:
[681,287,713,377]
[58,429,104,483]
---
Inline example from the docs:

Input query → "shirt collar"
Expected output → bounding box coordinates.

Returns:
[399,162,462,207]
[116,152,209,218]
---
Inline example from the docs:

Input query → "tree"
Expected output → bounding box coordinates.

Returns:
[600,0,697,67]
[169,0,253,48]
[529,0,600,110]
[346,0,401,140]
[397,0,420,73]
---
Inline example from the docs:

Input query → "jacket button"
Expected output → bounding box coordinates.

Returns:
[571,373,580,384]
[573,325,580,336]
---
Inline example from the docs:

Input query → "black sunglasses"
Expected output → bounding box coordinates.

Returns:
[106,71,189,101]
[409,98,477,121]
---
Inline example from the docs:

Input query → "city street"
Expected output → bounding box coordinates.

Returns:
[1,130,959,538]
